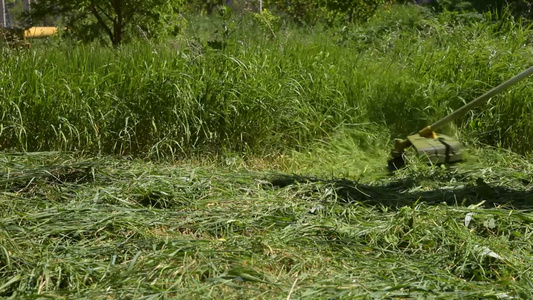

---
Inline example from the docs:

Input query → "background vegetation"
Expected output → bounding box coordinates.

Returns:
[2,4,533,157]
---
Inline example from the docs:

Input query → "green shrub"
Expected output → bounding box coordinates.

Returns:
[263,0,391,25]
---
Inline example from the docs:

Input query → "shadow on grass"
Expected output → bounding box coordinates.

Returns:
[269,174,533,210]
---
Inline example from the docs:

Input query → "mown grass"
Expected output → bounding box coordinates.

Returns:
[1,5,532,157]
[0,147,531,299]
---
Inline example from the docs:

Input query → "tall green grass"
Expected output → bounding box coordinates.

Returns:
[1,5,532,157]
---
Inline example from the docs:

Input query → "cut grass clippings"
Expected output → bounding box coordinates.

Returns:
[0,150,531,299]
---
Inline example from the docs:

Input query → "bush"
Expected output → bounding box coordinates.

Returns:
[263,0,391,25]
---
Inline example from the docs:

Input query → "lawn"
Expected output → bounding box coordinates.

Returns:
[0,147,531,298]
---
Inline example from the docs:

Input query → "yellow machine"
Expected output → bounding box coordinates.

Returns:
[1,0,57,46]
[24,26,57,38]
[0,26,57,47]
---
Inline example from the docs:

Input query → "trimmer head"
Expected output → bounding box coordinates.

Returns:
[388,134,463,170]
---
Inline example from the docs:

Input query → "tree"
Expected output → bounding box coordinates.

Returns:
[29,0,185,46]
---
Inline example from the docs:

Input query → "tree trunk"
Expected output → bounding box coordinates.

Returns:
[206,2,214,15]
[112,21,121,46]
[0,0,6,28]
[112,0,123,46]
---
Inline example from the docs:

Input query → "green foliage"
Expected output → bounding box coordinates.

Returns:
[263,0,316,24]
[252,9,281,39]
[205,5,238,49]
[29,0,186,46]
[336,4,433,48]
[263,0,391,25]
[184,0,232,15]
[1,5,532,157]
[322,0,390,23]
[431,0,476,11]
[430,0,533,20]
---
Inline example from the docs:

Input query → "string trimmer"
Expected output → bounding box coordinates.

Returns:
[388,66,533,170]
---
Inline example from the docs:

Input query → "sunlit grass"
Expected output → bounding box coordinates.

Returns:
[0,7,532,297]
[0,149,531,298]
[1,5,532,157]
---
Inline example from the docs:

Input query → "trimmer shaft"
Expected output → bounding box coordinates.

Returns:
[388,65,533,170]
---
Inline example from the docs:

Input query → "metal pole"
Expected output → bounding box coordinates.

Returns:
[0,0,6,28]
[23,0,31,12]
[419,66,533,136]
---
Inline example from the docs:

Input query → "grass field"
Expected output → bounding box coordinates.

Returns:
[1,4,532,299]
[0,147,532,299]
